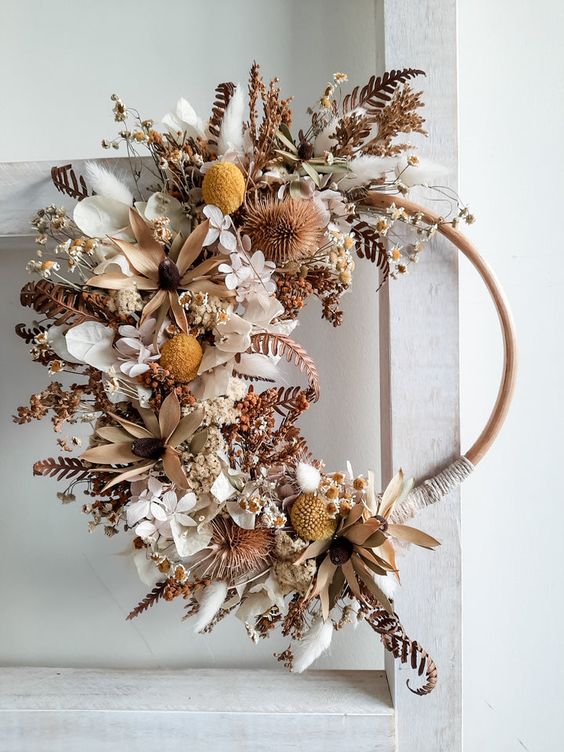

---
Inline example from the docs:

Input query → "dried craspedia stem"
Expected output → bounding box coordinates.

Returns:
[242,197,325,264]
[290,493,337,541]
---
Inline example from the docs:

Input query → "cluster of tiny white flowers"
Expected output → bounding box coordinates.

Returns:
[106,288,144,316]
[179,290,229,334]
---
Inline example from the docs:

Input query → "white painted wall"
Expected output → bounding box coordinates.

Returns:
[0,0,383,670]
[459,1,564,749]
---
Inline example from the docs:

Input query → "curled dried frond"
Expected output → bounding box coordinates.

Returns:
[15,323,47,344]
[366,604,438,696]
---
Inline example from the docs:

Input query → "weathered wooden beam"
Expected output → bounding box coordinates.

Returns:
[380,0,461,749]
[0,667,394,752]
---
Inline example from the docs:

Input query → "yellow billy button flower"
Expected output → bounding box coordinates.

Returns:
[201,162,246,215]
[159,333,203,383]
[290,493,337,541]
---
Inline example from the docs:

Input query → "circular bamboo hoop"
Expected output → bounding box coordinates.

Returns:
[365,192,518,519]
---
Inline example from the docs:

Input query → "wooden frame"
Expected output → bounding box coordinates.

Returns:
[379,0,462,749]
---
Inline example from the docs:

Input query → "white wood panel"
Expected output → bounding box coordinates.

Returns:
[0,667,394,752]
[380,0,461,749]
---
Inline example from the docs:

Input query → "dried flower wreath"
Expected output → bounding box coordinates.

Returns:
[14,65,509,695]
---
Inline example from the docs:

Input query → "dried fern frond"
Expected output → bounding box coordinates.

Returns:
[20,280,112,326]
[33,456,92,482]
[15,323,46,344]
[51,164,90,201]
[353,221,390,282]
[342,69,425,117]
[126,580,169,620]
[208,82,236,145]
[366,603,438,696]
[249,332,320,402]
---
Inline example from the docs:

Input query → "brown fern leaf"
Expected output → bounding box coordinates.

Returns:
[20,279,112,326]
[366,605,438,695]
[353,221,389,282]
[51,164,90,201]
[248,333,320,402]
[15,323,47,344]
[126,580,169,620]
[33,456,92,482]
[272,386,308,417]
[342,69,425,117]
[208,82,236,145]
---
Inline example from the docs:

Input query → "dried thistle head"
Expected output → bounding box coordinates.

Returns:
[197,516,274,584]
[242,197,325,264]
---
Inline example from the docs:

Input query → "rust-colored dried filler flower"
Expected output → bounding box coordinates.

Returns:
[14,65,478,694]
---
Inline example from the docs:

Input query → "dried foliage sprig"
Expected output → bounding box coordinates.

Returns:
[208,82,236,145]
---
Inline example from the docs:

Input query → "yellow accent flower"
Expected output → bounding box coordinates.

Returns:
[202,162,246,215]
[290,493,337,541]
[159,333,203,383]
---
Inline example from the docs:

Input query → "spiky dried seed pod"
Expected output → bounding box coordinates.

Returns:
[196,516,275,584]
[242,197,325,264]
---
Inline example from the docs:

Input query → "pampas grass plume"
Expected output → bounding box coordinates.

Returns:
[292,618,333,673]
[191,581,228,633]
[218,84,245,156]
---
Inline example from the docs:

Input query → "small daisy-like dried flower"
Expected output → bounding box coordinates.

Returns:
[242,197,325,264]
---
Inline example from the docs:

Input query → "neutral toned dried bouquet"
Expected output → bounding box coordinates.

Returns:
[14,64,474,694]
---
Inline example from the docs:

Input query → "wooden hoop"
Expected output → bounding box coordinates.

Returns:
[366,192,517,466]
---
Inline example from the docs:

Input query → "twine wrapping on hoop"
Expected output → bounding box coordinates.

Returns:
[390,456,475,523]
